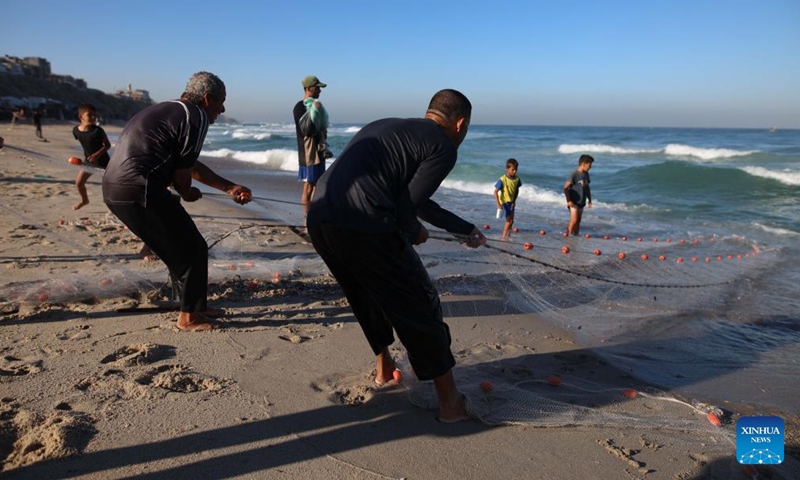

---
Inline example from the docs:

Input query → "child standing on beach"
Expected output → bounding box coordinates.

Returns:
[563,154,594,236]
[72,104,111,210]
[494,158,522,239]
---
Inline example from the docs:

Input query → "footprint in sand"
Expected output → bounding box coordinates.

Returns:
[0,400,96,471]
[55,325,91,341]
[99,343,175,367]
[0,356,43,376]
[310,375,380,407]
[134,365,226,393]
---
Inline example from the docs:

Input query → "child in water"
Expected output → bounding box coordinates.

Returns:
[494,158,522,239]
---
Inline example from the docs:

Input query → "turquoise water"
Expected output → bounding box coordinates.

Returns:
[202,122,800,413]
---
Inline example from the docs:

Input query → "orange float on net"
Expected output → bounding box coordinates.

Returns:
[680,239,686,244]
[540,229,546,235]
[479,381,493,392]
[622,388,637,399]
[727,254,733,260]
[561,232,568,237]
[737,254,742,260]
[637,238,643,242]
[584,234,591,239]
[691,257,698,263]
[512,227,519,233]
[705,257,711,263]
[272,272,282,283]
[38,293,48,302]
[593,249,602,256]
[67,156,82,165]
[483,224,490,230]
[710,237,716,243]
[676,257,683,263]
[523,242,533,250]
[618,252,626,260]
[547,376,562,386]
[393,369,403,383]
[717,256,723,261]
[707,411,721,427]
[621,236,628,241]
[659,255,666,261]
[693,239,699,244]
[653,238,658,242]
[561,246,570,254]
[666,238,672,243]
[603,235,610,240]
[641,254,648,260]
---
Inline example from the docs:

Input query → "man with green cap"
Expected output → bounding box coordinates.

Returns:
[293,75,333,216]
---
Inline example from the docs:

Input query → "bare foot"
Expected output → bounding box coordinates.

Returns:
[73,200,88,210]
[375,348,400,386]
[177,312,221,332]
[436,393,472,423]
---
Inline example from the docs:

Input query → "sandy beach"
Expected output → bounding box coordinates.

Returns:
[1,123,797,480]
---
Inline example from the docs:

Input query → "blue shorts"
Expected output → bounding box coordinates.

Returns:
[298,163,326,184]
[501,202,515,218]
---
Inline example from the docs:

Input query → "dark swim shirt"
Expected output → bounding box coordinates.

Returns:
[567,168,591,207]
[102,101,209,206]
[307,117,475,239]
[72,125,110,168]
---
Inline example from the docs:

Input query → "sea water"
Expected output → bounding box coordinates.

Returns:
[201,122,800,414]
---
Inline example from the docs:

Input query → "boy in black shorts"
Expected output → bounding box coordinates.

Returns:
[72,104,111,210]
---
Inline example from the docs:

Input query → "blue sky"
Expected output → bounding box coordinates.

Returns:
[3,1,798,128]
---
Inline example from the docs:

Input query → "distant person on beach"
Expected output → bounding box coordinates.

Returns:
[307,89,486,423]
[72,104,111,210]
[33,109,44,140]
[293,75,333,217]
[102,71,252,331]
[9,108,26,129]
[563,154,593,236]
[494,157,521,239]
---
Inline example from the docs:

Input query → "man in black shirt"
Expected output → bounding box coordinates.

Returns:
[307,89,486,422]
[103,72,252,331]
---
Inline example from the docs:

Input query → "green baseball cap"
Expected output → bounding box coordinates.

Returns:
[301,75,327,88]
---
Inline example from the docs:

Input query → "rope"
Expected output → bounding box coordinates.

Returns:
[426,231,734,289]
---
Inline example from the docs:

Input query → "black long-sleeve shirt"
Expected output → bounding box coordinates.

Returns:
[307,118,475,238]
[102,101,209,207]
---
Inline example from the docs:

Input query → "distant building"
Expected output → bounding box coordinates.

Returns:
[24,57,51,79]
[114,84,152,103]
[50,74,88,89]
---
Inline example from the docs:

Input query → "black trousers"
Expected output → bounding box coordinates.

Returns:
[308,224,455,381]
[107,197,208,313]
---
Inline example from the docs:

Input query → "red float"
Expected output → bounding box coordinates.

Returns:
[547,376,562,386]
[641,254,648,260]
[483,224,490,230]
[479,381,493,392]
[539,229,546,235]
[67,156,82,165]
[523,242,533,250]
[617,252,626,260]
[512,227,519,233]
[561,246,570,254]
[593,249,602,256]
[658,255,666,261]
[622,388,637,399]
